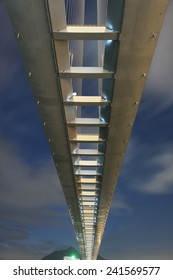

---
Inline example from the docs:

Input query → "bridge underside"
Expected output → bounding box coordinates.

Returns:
[4,0,168,259]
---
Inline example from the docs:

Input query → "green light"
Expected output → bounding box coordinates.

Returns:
[71,255,76,259]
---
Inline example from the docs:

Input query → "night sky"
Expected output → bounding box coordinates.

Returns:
[0,0,173,260]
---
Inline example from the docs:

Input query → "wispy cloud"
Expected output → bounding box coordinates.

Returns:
[0,137,68,226]
[134,150,173,194]
[0,224,72,260]
[0,239,60,260]
[122,137,173,195]
[0,1,25,95]
[0,242,41,260]
[110,194,133,214]
[0,225,29,242]
[138,0,173,117]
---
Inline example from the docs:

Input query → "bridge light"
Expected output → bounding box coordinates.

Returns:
[106,40,112,45]
[67,92,77,100]
[71,255,76,259]
[100,116,105,122]
[140,73,147,78]
[102,94,107,101]
[107,23,113,30]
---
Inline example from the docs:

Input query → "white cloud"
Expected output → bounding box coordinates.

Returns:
[0,242,42,260]
[139,0,173,117]
[122,137,173,195]
[0,2,25,94]
[110,195,132,214]
[0,226,29,242]
[0,137,67,226]
[0,240,58,260]
[0,229,71,260]
[136,150,173,194]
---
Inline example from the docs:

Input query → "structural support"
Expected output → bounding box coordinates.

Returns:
[53,26,119,40]
[4,0,169,260]
[59,67,114,78]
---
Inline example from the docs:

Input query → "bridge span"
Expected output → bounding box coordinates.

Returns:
[4,0,168,259]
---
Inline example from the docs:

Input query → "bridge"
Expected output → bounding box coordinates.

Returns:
[4,0,168,259]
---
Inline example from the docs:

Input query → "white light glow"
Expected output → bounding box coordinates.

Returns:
[102,94,108,101]
[106,39,112,45]
[100,116,105,122]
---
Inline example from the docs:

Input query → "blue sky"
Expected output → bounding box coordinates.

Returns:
[0,0,173,259]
